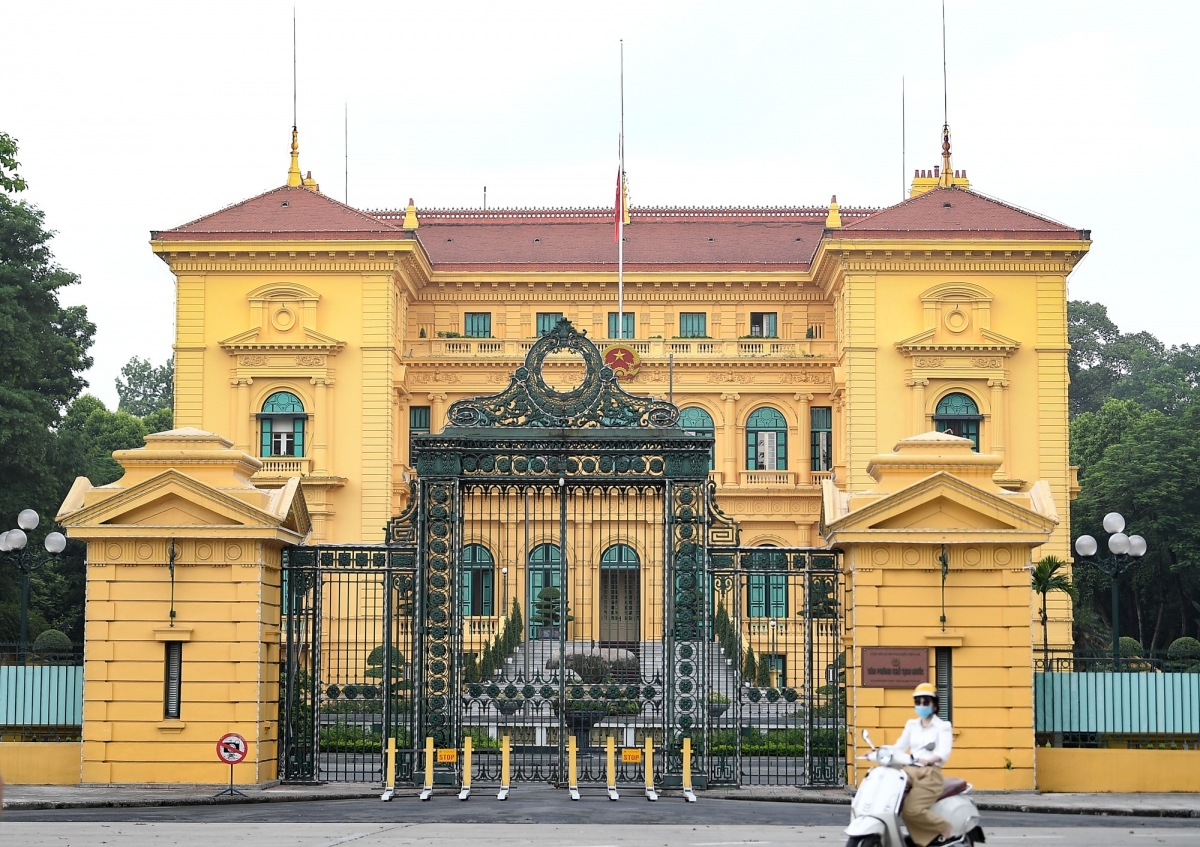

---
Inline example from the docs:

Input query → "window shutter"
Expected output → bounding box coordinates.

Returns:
[261,418,273,457]
[164,642,182,720]
[461,568,473,618]
[769,574,788,618]
[935,647,953,722]
[481,567,494,617]
[749,575,766,618]
[293,418,305,457]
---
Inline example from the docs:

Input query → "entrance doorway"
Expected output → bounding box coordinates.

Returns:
[599,543,640,645]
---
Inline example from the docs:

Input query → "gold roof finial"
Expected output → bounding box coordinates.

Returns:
[939,124,953,188]
[825,195,842,228]
[287,127,302,188]
[403,198,419,230]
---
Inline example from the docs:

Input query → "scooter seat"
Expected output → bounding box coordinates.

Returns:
[938,778,969,800]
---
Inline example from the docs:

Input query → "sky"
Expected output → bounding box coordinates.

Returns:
[3,0,1197,409]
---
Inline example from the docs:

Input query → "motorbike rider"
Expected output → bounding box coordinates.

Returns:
[894,682,955,847]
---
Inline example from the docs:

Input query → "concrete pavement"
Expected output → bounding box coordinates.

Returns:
[4,781,1200,818]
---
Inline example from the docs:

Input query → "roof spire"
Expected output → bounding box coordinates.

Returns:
[939,124,953,188]
[403,198,419,230]
[287,127,302,187]
[825,195,842,228]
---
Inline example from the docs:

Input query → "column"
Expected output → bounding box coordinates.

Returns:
[232,378,252,453]
[907,378,929,436]
[311,377,329,474]
[989,378,1009,475]
[721,392,739,486]
[429,393,448,434]
[794,392,813,483]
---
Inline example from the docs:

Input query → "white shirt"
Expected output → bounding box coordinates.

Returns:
[895,714,953,767]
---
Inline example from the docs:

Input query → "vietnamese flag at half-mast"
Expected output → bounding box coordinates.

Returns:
[614,168,623,242]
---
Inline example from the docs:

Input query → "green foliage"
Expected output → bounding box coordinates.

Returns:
[709,728,843,757]
[756,654,772,687]
[1166,637,1200,671]
[363,645,404,680]
[1119,636,1143,657]
[115,356,173,417]
[0,131,27,194]
[742,646,757,682]
[530,586,573,628]
[31,628,73,664]
[1032,555,1075,662]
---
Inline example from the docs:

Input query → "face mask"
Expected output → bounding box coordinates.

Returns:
[915,704,934,719]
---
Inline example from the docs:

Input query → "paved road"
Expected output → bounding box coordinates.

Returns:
[5,792,1198,830]
[1,821,1198,847]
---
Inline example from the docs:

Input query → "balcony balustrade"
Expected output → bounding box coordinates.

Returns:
[256,456,312,476]
[409,337,835,359]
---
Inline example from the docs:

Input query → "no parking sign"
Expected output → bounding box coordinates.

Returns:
[216,732,248,765]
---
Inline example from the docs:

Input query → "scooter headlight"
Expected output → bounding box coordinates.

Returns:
[877,747,893,766]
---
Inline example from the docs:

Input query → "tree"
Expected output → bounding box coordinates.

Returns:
[1031,555,1075,668]
[742,646,757,683]
[115,356,173,417]
[530,586,572,631]
[0,133,95,642]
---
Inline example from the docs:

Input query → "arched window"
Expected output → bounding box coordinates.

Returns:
[527,543,562,638]
[934,392,982,451]
[259,392,305,458]
[601,543,640,569]
[461,544,494,617]
[745,407,788,470]
[679,407,715,471]
[600,544,640,642]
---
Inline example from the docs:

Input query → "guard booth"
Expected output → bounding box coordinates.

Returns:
[279,320,844,789]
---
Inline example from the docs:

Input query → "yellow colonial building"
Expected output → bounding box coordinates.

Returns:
[41,129,1102,791]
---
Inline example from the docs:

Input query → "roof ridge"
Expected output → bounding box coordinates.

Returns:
[164,185,402,234]
[371,204,883,224]
[842,186,1074,231]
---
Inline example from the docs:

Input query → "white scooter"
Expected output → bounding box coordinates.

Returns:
[845,730,986,847]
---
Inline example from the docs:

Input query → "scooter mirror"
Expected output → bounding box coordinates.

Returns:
[862,730,874,749]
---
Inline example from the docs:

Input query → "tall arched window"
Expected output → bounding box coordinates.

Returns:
[679,407,715,471]
[259,392,305,457]
[461,544,494,617]
[527,543,562,638]
[600,543,640,642]
[745,407,788,470]
[934,392,982,451]
[601,544,639,569]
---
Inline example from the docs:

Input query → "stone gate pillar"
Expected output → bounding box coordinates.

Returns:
[822,432,1058,790]
[57,428,310,785]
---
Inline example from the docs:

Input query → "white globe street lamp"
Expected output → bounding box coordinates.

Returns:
[2,510,69,663]
[1074,511,1147,669]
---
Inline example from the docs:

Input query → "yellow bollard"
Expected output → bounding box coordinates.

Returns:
[420,735,435,800]
[497,735,511,800]
[459,735,473,800]
[606,735,619,800]
[381,735,397,801]
[681,736,697,802]
[644,735,658,801]
[568,734,580,799]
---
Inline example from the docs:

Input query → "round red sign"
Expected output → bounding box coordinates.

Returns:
[216,732,248,764]
[603,345,641,380]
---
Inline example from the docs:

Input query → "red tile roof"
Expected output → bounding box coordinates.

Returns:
[153,185,405,241]
[837,187,1086,240]
[372,207,876,271]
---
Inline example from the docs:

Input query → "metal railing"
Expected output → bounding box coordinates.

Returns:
[0,641,84,742]
[1034,650,1200,749]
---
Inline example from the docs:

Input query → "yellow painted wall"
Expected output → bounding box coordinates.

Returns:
[0,743,81,784]
[1036,748,1200,793]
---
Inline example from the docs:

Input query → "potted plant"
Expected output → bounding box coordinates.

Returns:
[491,691,524,716]
[707,691,731,718]
[531,586,573,641]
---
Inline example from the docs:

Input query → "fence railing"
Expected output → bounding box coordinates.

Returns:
[0,641,84,742]
[1034,651,1200,749]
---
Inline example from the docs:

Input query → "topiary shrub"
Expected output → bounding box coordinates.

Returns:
[1118,636,1143,657]
[1166,637,1200,672]
[32,629,73,664]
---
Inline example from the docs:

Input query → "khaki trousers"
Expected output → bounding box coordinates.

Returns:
[900,765,948,847]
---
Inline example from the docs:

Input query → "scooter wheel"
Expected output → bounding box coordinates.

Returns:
[845,837,882,847]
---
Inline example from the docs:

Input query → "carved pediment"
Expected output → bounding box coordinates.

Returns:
[895,326,1020,356]
[219,326,346,356]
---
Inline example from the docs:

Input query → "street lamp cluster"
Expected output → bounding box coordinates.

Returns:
[1,508,67,663]
[1074,511,1147,667]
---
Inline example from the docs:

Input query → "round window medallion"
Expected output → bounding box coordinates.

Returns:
[944,307,969,334]
[137,543,153,560]
[902,547,921,566]
[963,547,981,566]
[271,306,296,331]
[106,543,122,561]
[196,544,212,561]
[872,547,890,565]
[994,547,1012,566]
[227,545,242,561]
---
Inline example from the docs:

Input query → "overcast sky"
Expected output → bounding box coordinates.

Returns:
[4,1,1197,409]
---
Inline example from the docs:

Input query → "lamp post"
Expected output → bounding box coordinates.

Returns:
[501,567,509,616]
[769,618,779,688]
[1074,511,1147,669]
[0,509,67,663]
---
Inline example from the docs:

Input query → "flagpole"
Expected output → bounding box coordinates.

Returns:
[617,40,624,340]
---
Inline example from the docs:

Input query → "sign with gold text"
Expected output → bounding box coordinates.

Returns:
[861,647,929,688]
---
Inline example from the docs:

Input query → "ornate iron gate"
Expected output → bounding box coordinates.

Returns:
[279,320,843,788]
